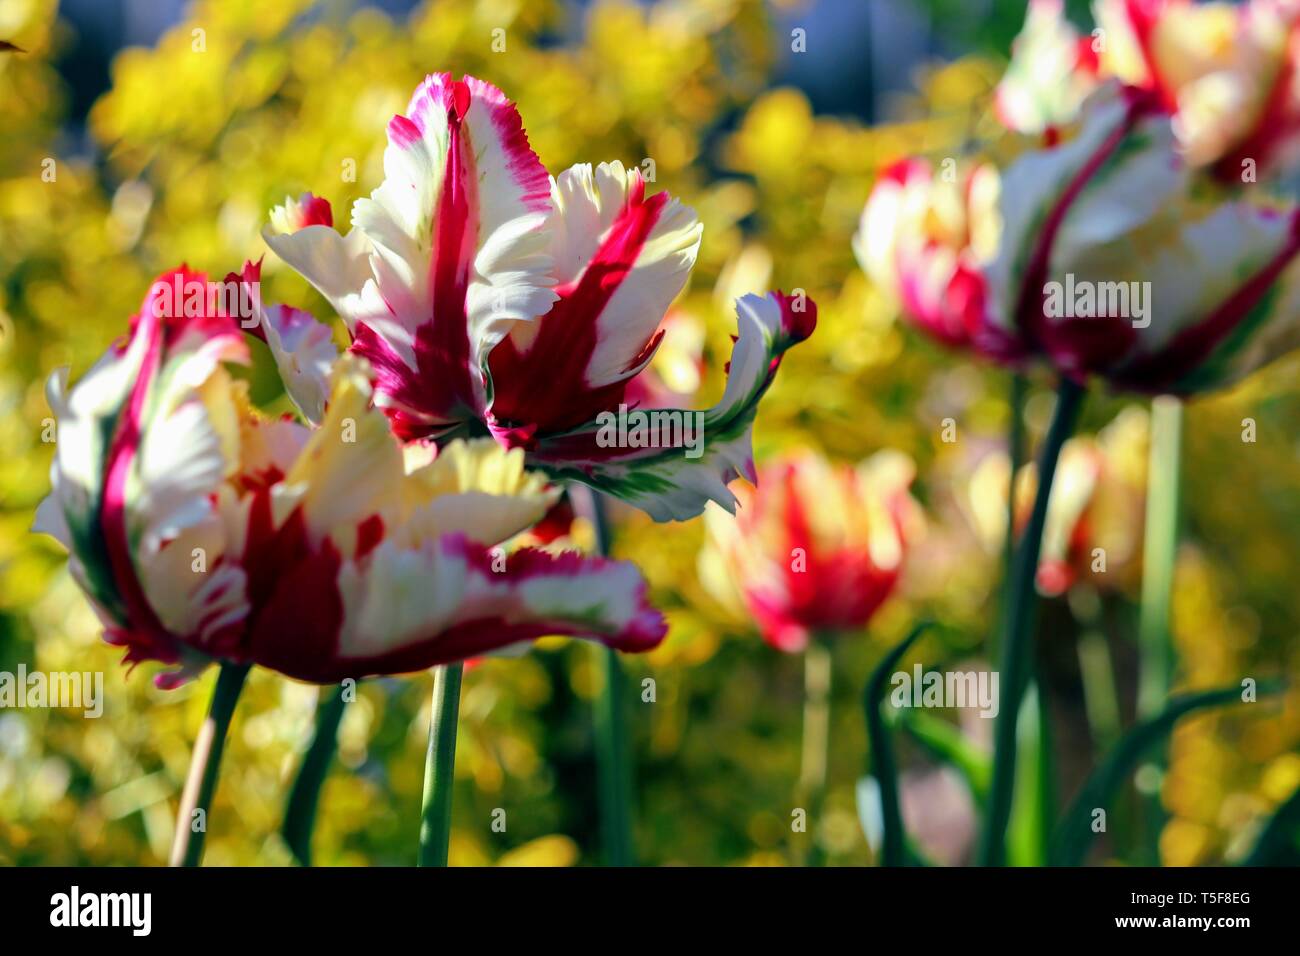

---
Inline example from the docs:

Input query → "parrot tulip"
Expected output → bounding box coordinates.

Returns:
[261,73,815,523]
[987,81,1300,394]
[702,448,920,863]
[854,157,1006,354]
[703,450,920,653]
[995,0,1102,141]
[34,267,667,689]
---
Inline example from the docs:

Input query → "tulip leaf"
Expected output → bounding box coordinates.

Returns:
[855,775,934,867]
[1050,682,1282,866]
[887,707,991,807]
[862,620,933,867]
[888,677,1051,864]
[1242,781,1300,867]
[1008,682,1055,867]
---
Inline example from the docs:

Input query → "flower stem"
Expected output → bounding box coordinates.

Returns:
[575,486,637,866]
[1137,396,1181,716]
[1135,394,1183,862]
[994,373,1028,660]
[418,663,463,867]
[594,644,634,866]
[1003,375,1028,577]
[282,683,348,866]
[799,638,833,865]
[1075,613,1134,858]
[169,661,250,867]
[979,377,1085,866]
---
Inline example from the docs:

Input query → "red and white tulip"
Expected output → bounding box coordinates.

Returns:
[854,157,1007,355]
[995,0,1102,140]
[703,450,920,653]
[986,82,1300,394]
[35,268,666,688]
[262,73,815,523]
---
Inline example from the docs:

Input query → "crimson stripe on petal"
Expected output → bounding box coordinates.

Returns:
[463,75,552,215]
[101,298,175,663]
[1016,88,1162,351]
[427,78,479,421]
[242,494,346,677]
[488,181,670,435]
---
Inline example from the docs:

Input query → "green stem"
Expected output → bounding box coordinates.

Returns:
[169,662,250,867]
[1007,680,1055,866]
[594,644,634,866]
[577,486,636,866]
[1001,375,1028,593]
[979,377,1085,866]
[282,683,348,866]
[1243,781,1300,866]
[798,639,832,865]
[1138,396,1182,717]
[990,373,1028,662]
[418,663,463,867]
[1135,394,1183,863]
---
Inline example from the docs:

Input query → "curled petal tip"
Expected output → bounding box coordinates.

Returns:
[771,289,818,343]
[300,193,333,228]
[268,193,334,234]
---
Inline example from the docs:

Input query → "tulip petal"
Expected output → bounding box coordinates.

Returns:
[134,489,249,658]
[401,438,559,548]
[1095,0,1300,179]
[265,76,557,440]
[702,450,916,652]
[1107,203,1300,392]
[248,536,666,683]
[282,355,406,549]
[262,194,382,331]
[1095,0,1235,109]
[985,83,1179,349]
[855,158,1001,351]
[256,303,339,424]
[1036,440,1103,595]
[347,74,556,436]
[35,363,132,617]
[522,291,816,521]
[995,0,1101,135]
[489,161,702,433]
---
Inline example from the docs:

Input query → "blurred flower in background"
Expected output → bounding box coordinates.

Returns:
[701,449,920,652]
[961,405,1149,597]
[998,0,1300,183]
[994,0,1099,138]
[854,156,1002,353]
